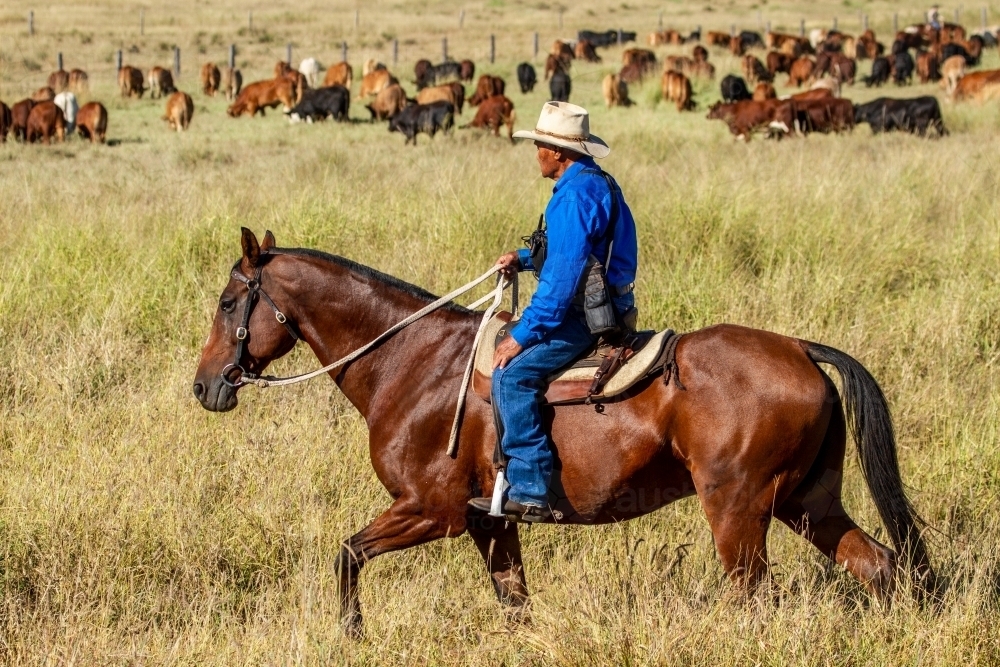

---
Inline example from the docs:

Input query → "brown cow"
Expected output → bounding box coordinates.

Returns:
[459,60,476,82]
[365,83,407,121]
[0,102,10,143]
[742,55,772,84]
[76,101,107,143]
[766,51,793,75]
[661,70,694,111]
[363,59,386,76]
[706,98,795,140]
[163,91,194,131]
[940,55,966,97]
[68,69,89,94]
[622,48,656,72]
[952,69,1000,102]
[118,66,144,98]
[794,97,854,134]
[358,69,397,99]
[26,101,65,143]
[282,69,308,104]
[619,62,646,85]
[788,57,816,87]
[417,84,463,115]
[148,67,176,99]
[916,51,941,84]
[692,45,709,62]
[752,82,776,101]
[223,67,243,101]
[47,70,70,93]
[10,99,34,141]
[201,63,222,96]
[649,30,681,46]
[275,61,293,79]
[810,77,842,97]
[602,73,631,108]
[707,31,731,47]
[227,78,296,117]
[459,94,515,142]
[790,88,834,101]
[324,62,353,89]
[664,55,692,73]
[551,40,575,63]
[467,75,505,106]
[575,40,601,63]
[32,87,55,102]
[544,53,567,80]
[683,60,716,80]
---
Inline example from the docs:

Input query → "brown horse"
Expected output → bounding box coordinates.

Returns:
[193,229,934,636]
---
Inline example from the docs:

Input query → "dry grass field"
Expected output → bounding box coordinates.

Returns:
[2,0,1000,664]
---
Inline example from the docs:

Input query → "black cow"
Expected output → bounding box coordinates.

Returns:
[979,32,998,48]
[940,43,978,66]
[577,29,637,48]
[549,71,571,102]
[389,100,454,145]
[517,62,537,93]
[853,96,947,137]
[864,57,891,87]
[431,61,462,83]
[894,51,915,85]
[286,85,350,122]
[738,31,766,50]
[415,59,433,90]
[890,39,908,55]
[720,75,752,103]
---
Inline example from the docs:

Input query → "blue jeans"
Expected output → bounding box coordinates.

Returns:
[493,295,634,507]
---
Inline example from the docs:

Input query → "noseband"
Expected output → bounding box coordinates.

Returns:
[221,259,301,388]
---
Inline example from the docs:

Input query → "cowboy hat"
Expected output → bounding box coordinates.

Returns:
[512,101,610,159]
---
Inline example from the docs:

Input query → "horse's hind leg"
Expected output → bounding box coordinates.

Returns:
[467,517,530,613]
[775,406,896,597]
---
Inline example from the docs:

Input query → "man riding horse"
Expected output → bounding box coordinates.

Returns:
[468,102,639,523]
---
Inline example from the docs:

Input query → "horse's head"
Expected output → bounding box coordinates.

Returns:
[192,228,299,411]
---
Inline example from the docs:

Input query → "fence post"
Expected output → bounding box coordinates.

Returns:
[766,20,771,34]
[459,9,465,28]
[354,10,359,29]
[799,19,805,36]
[833,17,838,30]
[173,46,180,78]
[490,34,495,63]
[28,10,34,36]
[730,23,736,37]
[558,8,563,30]
[248,11,252,32]
[617,28,623,45]
[57,52,64,71]
[893,13,898,33]
[863,15,869,31]
[393,39,398,66]
[658,12,663,30]
[229,44,236,69]
[955,8,961,23]
[341,41,347,63]
[442,37,448,61]
[982,7,988,28]
[116,49,123,71]
[140,9,144,36]
[286,43,292,65]
[533,32,538,58]
[757,11,762,29]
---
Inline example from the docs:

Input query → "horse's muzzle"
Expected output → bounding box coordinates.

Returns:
[192,376,238,412]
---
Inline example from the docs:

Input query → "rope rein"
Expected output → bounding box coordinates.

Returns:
[237,265,509,458]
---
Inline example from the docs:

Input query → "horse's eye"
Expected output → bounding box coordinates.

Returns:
[220,299,236,313]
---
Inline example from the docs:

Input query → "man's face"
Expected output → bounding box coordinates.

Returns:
[534,142,563,179]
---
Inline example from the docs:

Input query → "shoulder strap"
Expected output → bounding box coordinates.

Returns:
[582,168,621,272]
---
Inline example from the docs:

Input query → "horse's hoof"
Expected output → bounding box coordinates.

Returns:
[342,613,364,640]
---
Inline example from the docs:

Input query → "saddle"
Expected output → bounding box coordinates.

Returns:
[471,311,683,405]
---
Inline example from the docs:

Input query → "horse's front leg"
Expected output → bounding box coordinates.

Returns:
[335,495,461,638]
[467,516,530,612]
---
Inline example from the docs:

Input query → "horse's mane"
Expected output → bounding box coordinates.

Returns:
[270,247,473,315]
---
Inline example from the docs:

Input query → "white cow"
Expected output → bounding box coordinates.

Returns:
[298,58,322,88]
[54,91,79,135]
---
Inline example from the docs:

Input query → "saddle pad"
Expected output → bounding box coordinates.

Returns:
[472,311,674,404]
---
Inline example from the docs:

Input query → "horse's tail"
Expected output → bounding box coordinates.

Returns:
[806,342,936,595]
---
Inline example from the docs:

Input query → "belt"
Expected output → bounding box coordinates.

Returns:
[611,282,634,297]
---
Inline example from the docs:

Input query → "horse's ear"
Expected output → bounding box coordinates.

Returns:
[240,227,260,270]
[260,230,276,252]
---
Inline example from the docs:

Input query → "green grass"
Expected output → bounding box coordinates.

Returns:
[2,0,1000,663]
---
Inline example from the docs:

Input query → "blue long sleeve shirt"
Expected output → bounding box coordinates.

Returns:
[509,157,639,348]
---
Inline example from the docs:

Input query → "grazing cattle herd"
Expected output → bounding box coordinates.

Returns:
[1,20,998,146]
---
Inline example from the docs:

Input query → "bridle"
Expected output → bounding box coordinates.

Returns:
[221,258,301,388]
